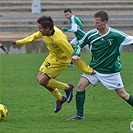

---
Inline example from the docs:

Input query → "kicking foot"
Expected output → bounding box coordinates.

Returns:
[54,96,67,113]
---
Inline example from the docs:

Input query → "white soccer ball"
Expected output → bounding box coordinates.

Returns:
[0,104,8,120]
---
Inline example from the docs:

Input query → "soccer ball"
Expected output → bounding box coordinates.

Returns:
[0,104,8,120]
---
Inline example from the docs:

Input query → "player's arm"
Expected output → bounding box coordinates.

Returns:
[119,35,133,52]
[12,31,41,46]
[121,35,133,46]
[72,33,94,75]
[71,54,94,75]
[62,23,78,32]
[62,17,78,32]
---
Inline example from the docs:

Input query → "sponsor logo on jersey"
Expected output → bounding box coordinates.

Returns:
[45,62,50,68]
[108,39,113,45]
[101,38,104,41]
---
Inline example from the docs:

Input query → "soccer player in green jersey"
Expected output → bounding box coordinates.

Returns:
[63,8,89,66]
[12,15,93,113]
[63,8,85,45]
[68,10,133,120]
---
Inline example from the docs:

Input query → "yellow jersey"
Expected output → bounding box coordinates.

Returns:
[16,26,74,63]
[15,26,93,74]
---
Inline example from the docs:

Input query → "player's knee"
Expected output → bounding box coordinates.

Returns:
[36,76,41,84]
[118,92,129,101]
[77,83,85,92]
[37,77,47,86]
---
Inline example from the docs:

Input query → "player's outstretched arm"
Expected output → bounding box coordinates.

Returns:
[72,55,94,75]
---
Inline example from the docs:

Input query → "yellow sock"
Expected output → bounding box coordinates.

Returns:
[51,89,62,100]
[46,78,69,90]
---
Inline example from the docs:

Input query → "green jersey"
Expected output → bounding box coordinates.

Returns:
[74,27,133,74]
[63,15,85,40]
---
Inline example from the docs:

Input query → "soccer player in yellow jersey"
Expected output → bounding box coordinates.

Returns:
[12,15,93,113]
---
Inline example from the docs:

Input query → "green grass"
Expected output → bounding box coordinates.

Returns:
[0,52,133,133]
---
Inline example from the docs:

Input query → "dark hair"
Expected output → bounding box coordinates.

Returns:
[94,10,109,22]
[37,15,54,30]
[64,8,72,13]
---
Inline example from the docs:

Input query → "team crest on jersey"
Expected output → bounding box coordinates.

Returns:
[108,39,113,45]
[51,42,55,46]
[45,62,50,68]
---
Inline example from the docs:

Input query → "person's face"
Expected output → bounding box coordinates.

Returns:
[64,12,72,20]
[38,24,51,36]
[94,17,107,31]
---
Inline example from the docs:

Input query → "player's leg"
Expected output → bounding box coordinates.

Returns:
[67,77,90,120]
[37,71,71,92]
[38,72,74,104]
[37,55,74,112]
[37,72,67,113]
[40,57,74,103]
[0,46,8,54]
[38,54,70,90]
[76,77,89,117]
[47,78,74,103]
[97,71,133,107]
[115,88,133,107]
[67,73,99,120]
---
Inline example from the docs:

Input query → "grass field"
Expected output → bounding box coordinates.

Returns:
[0,52,133,133]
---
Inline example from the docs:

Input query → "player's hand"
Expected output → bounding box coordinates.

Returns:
[12,41,16,45]
[71,55,81,65]
[62,27,68,32]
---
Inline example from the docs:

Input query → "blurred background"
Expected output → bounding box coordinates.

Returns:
[0,0,133,54]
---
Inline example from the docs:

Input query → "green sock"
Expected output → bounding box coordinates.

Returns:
[76,91,85,117]
[127,95,133,107]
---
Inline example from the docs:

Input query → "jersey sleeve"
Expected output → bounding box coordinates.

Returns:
[63,23,78,32]
[67,23,78,32]
[121,35,133,46]
[119,35,133,52]
[16,31,41,46]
